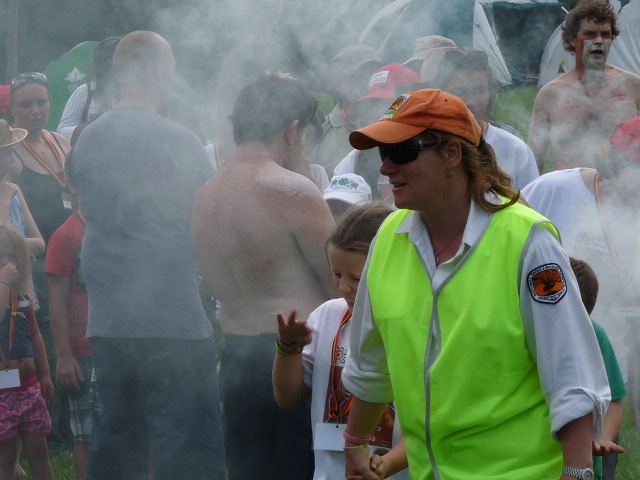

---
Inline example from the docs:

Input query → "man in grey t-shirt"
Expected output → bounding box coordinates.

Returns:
[73,31,225,480]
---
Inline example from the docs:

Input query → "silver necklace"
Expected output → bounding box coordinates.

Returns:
[433,222,466,266]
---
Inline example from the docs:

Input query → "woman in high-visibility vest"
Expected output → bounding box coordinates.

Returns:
[340,88,610,480]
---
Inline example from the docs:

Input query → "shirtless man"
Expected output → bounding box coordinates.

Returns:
[529,0,640,171]
[191,72,334,480]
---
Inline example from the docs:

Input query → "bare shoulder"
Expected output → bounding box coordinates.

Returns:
[48,130,72,152]
[534,78,566,108]
[260,163,325,202]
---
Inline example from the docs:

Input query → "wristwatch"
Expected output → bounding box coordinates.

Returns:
[562,466,595,480]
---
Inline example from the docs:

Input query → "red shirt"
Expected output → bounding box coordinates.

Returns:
[45,212,90,357]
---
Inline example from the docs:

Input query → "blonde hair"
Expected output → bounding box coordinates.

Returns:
[0,224,32,297]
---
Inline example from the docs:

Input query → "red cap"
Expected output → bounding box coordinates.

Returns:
[353,63,419,104]
[349,88,482,149]
[611,116,640,162]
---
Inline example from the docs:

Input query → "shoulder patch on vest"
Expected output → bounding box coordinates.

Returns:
[527,263,567,304]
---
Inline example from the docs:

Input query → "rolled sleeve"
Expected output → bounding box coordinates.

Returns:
[342,247,395,404]
[520,222,610,440]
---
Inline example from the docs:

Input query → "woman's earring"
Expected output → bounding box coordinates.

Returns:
[447,170,453,178]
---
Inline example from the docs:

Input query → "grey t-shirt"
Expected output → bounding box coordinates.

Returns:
[73,108,213,339]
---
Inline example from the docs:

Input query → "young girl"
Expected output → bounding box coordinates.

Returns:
[0,224,53,480]
[273,203,408,480]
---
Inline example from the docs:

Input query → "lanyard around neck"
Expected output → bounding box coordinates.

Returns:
[594,173,638,282]
[0,292,21,370]
[22,131,66,188]
[327,309,353,419]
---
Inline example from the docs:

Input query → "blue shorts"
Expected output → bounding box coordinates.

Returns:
[86,337,226,480]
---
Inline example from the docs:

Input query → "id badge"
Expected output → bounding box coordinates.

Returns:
[0,369,20,389]
[314,422,347,452]
[62,192,73,210]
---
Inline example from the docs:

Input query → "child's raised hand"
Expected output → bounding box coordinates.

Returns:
[0,261,19,285]
[276,309,314,347]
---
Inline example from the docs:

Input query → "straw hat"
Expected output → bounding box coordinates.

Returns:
[0,119,27,149]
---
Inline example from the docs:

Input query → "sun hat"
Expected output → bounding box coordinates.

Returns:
[352,63,419,105]
[0,119,27,149]
[611,116,640,162]
[403,36,457,67]
[349,89,482,150]
[323,174,372,205]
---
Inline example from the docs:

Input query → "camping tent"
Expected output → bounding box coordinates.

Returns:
[359,0,565,86]
[537,0,640,87]
[44,41,98,131]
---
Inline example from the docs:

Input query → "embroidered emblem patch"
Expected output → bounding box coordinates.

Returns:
[380,94,410,120]
[527,263,567,304]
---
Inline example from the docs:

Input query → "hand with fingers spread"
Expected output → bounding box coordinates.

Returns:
[592,439,624,456]
[276,309,314,348]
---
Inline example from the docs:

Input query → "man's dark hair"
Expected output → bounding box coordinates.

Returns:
[569,257,599,315]
[229,72,318,146]
[562,0,620,54]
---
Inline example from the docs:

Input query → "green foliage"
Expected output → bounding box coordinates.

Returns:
[491,86,539,142]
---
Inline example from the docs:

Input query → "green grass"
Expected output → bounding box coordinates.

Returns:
[491,85,539,143]
[14,410,640,479]
[616,409,640,479]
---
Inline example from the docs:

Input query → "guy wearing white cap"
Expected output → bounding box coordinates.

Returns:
[323,173,373,220]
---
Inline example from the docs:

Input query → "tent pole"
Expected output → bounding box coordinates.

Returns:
[6,0,19,83]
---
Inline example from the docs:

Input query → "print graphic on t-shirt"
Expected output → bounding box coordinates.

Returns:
[323,340,395,450]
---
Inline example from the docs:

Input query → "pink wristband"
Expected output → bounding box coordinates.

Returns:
[343,430,370,445]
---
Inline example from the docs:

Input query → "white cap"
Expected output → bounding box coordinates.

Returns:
[323,174,372,205]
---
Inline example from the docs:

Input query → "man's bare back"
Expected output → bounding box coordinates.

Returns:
[192,147,335,335]
[529,65,640,171]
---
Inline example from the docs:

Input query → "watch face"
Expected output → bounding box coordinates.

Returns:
[582,469,594,480]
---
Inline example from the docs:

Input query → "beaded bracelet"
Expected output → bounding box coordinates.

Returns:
[275,339,302,356]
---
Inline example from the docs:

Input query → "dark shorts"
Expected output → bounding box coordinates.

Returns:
[68,356,93,443]
[220,333,314,480]
[86,336,226,480]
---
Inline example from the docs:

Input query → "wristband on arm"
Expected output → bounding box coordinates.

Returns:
[343,430,370,445]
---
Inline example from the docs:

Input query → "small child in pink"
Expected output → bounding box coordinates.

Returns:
[0,223,53,479]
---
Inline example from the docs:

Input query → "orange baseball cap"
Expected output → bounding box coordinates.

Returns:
[349,88,482,149]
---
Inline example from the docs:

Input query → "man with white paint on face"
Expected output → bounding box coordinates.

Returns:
[529,0,640,172]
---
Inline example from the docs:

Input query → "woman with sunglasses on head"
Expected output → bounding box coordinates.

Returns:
[7,72,72,451]
[340,89,610,480]
[8,72,71,243]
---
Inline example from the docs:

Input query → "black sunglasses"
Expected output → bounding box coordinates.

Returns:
[10,72,48,92]
[378,138,440,165]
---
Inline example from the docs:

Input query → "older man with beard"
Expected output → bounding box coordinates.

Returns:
[192,72,335,480]
[529,0,640,172]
